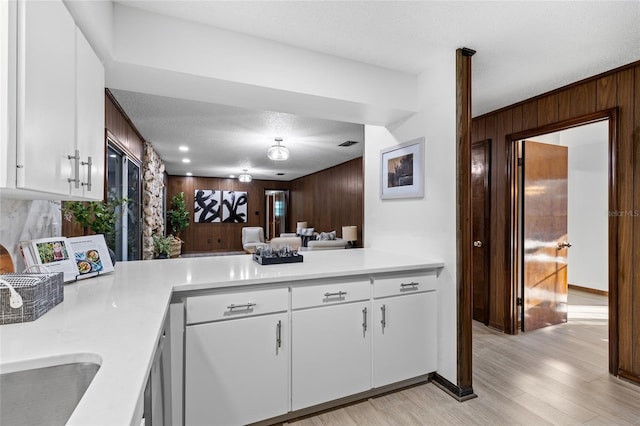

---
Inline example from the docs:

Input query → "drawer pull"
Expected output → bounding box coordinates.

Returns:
[381,304,386,330]
[362,307,368,332]
[227,302,256,311]
[400,282,419,288]
[324,291,347,298]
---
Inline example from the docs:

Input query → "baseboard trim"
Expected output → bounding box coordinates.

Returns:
[251,375,431,426]
[568,284,608,296]
[618,369,640,386]
[431,373,477,402]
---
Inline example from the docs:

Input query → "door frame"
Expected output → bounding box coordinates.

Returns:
[507,108,619,375]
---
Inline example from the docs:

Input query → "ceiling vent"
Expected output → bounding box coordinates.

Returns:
[338,140,359,147]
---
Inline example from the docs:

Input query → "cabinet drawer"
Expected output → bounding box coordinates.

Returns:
[292,280,370,309]
[186,288,288,324]
[373,270,437,298]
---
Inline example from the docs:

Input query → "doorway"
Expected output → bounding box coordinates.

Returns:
[515,120,609,332]
[265,190,288,240]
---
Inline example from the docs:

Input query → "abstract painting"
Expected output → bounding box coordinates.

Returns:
[194,189,221,223]
[222,191,248,223]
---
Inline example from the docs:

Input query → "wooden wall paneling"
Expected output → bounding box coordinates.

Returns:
[560,82,597,121]
[522,100,538,131]
[616,68,634,375]
[289,158,364,245]
[537,93,559,127]
[632,65,640,376]
[597,74,618,110]
[512,105,523,134]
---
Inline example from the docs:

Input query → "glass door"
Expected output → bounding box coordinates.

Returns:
[107,141,141,261]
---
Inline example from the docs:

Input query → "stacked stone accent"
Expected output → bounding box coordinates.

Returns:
[142,142,165,260]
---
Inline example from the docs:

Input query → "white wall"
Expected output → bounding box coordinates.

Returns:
[528,121,609,292]
[364,52,457,383]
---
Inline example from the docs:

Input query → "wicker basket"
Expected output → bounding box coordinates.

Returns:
[0,273,64,325]
[170,237,182,258]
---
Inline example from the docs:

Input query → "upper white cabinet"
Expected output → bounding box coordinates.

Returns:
[1,0,104,200]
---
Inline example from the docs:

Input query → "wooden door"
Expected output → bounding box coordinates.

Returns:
[522,141,569,331]
[471,140,491,324]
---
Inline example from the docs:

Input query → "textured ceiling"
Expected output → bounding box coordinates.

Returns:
[110,90,364,180]
[110,0,640,178]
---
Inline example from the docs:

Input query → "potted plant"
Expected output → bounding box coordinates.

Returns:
[167,192,190,257]
[152,234,173,259]
[61,196,128,262]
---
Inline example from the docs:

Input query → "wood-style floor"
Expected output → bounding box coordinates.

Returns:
[286,289,640,425]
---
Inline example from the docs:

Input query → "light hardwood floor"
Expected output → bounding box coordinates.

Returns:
[286,289,640,425]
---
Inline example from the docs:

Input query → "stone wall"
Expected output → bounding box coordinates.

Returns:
[142,142,165,260]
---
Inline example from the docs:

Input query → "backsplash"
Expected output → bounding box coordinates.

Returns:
[0,199,61,272]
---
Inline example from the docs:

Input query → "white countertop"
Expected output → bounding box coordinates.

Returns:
[0,249,443,426]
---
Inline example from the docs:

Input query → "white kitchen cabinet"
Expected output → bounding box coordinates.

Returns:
[184,288,289,426]
[1,0,104,200]
[74,27,105,199]
[373,291,437,387]
[292,300,372,410]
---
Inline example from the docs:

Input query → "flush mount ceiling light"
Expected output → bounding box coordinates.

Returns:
[267,137,290,161]
[238,169,252,183]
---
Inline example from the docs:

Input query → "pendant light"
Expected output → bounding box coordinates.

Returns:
[267,137,290,161]
[238,169,252,183]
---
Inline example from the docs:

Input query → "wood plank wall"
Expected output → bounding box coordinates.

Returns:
[472,60,640,383]
[166,158,364,253]
[289,158,364,246]
[105,90,144,161]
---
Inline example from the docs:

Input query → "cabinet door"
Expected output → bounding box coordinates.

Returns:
[292,301,371,410]
[185,313,288,426]
[373,292,437,387]
[75,27,104,199]
[16,0,76,195]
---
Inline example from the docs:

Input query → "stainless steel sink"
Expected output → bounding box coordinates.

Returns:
[0,362,100,426]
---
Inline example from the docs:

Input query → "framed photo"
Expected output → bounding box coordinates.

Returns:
[380,137,425,199]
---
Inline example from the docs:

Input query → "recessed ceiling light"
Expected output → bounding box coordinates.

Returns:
[229,174,236,179]
[182,158,191,163]
[186,172,193,176]
[179,146,189,152]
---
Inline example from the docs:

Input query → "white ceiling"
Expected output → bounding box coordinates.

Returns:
[108,0,640,179]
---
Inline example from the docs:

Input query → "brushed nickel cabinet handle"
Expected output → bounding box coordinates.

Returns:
[67,149,80,188]
[227,302,256,311]
[381,304,386,330]
[400,282,419,288]
[81,156,92,191]
[362,307,368,332]
[276,320,282,348]
[324,291,347,298]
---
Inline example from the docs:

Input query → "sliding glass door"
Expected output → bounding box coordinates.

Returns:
[107,141,142,261]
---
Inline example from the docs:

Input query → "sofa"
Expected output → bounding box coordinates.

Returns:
[307,238,347,250]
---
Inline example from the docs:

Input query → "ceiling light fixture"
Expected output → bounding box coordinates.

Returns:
[267,137,290,161]
[186,172,193,176]
[179,146,189,152]
[238,169,252,183]
[182,158,191,163]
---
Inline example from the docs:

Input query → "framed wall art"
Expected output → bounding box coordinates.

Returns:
[380,137,425,200]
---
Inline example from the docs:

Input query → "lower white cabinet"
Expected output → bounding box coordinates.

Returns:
[373,291,437,387]
[291,300,371,410]
[185,312,289,425]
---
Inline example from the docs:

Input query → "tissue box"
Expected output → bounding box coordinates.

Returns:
[0,273,64,325]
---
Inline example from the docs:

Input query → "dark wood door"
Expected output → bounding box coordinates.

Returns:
[472,139,491,324]
[522,140,569,332]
